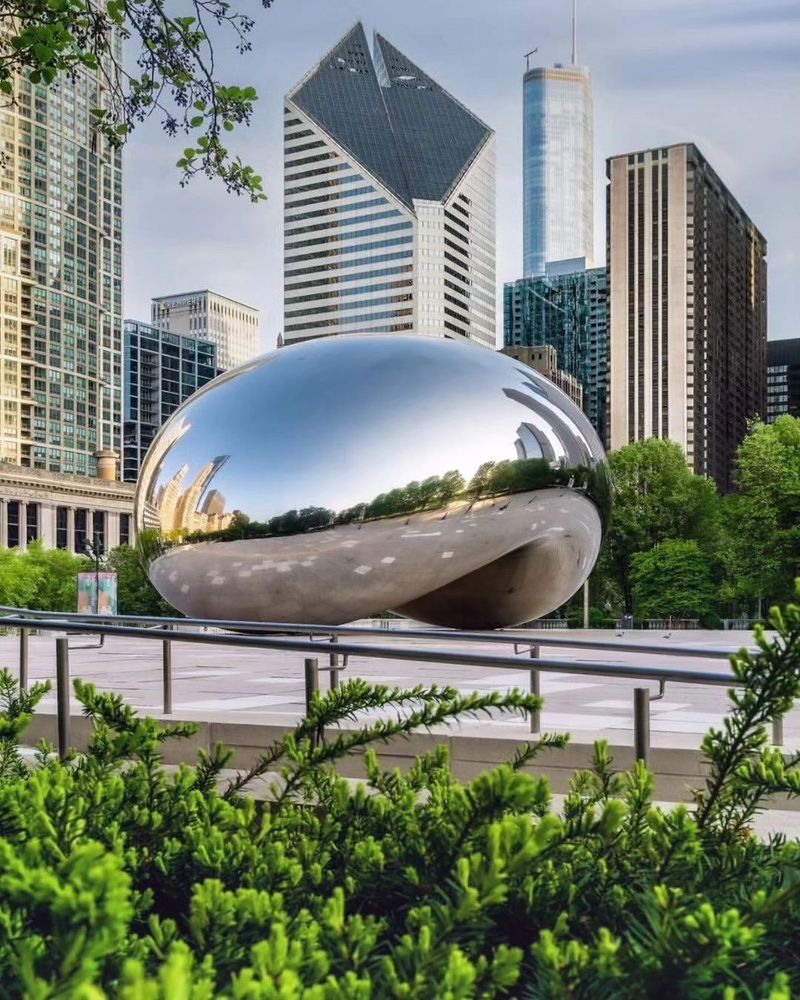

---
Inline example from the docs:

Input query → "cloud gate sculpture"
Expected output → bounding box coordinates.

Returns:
[134,335,610,629]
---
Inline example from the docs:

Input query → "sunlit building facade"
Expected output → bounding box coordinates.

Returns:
[523,64,593,277]
[151,289,260,370]
[283,23,495,348]
[0,50,123,475]
[607,143,767,490]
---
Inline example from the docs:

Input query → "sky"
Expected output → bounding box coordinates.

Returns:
[122,0,800,352]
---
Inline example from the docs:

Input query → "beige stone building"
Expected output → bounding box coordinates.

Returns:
[151,290,261,371]
[607,143,766,489]
[0,460,135,552]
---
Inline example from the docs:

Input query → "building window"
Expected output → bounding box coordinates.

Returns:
[56,506,68,549]
[7,501,19,548]
[26,503,39,544]
[93,510,106,552]
[74,508,87,553]
[119,512,130,546]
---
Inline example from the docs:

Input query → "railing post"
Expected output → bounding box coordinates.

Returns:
[772,716,784,747]
[56,637,70,760]
[19,627,28,691]
[329,634,339,691]
[634,687,650,765]
[162,624,172,714]
[304,657,319,715]
[305,656,320,747]
[529,645,541,734]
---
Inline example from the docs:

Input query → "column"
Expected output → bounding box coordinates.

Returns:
[0,499,6,548]
[107,511,120,551]
[18,500,26,552]
[40,503,56,549]
[67,507,75,553]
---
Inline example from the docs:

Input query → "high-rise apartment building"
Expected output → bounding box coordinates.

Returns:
[283,23,495,347]
[607,143,767,489]
[504,265,608,442]
[151,290,260,370]
[522,13,593,277]
[767,338,800,423]
[0,51,123,476]
[122,319,219,483]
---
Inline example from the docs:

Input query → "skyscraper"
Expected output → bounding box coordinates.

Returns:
[151,290,260,370]
[122,319,219,482]
[767,339,800,423]
[283,23,496,347]
[607,143,767,489]
[522,4,593,276]
[504,266,608,442]
[0,49,123,476]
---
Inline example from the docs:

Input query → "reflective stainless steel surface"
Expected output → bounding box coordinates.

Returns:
[134,334,609,628]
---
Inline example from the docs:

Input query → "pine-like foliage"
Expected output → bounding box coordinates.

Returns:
[0,600,800,997]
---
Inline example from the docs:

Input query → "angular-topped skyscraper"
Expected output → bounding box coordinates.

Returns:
[283,24,496,347]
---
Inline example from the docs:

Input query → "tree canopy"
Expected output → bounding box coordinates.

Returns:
[723,416,800,612]
[596,438,721,613]
[3,0,271,199]
[631,540,716,621]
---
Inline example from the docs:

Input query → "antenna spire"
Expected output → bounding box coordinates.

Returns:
[571,0,577,64]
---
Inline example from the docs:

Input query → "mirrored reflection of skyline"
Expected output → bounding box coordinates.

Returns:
[137,336,608,541]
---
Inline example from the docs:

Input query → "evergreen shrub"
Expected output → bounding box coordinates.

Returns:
[1,600,800,996]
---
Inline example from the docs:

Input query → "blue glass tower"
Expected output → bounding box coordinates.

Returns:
[522,60,593,277]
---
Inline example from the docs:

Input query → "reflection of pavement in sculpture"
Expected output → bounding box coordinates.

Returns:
[136,334,610,629]
[150,490,600,628]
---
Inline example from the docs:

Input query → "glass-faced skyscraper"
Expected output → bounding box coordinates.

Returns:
[0,49,123,475]
[523,61,593,277]
[283,23,495,347]
[122,319,219,483]
[504,266,608,443]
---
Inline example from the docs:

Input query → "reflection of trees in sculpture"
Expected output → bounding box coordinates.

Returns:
[163,458,607,546]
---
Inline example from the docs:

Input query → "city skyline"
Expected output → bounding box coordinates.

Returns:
[123,0,799,351]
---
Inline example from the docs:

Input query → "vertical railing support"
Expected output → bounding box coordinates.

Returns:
[304,656,320,746]
[19,627,28,691]
[162,624,172,714]
[772,716,784,747]
[329,634,340,691]
[634,687,650,765]
[56,637,70,760]
[529,645,541,734]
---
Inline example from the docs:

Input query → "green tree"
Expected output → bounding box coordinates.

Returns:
[106,545,175,617]
[631,540,716,620]
[3,0,272,199]
[723,416,800,614]
[0,548,41,610]
[0,542,88,612]
[598,438,721,612]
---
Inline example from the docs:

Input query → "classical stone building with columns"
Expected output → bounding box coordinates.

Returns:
[0,459,135,553]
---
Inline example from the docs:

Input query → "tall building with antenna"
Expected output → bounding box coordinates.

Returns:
[522,0,593,276]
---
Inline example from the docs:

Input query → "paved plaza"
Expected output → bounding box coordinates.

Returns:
[2,624,796,751]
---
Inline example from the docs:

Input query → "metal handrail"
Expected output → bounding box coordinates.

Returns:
[0,610,757,768]
[0,605,749,660]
